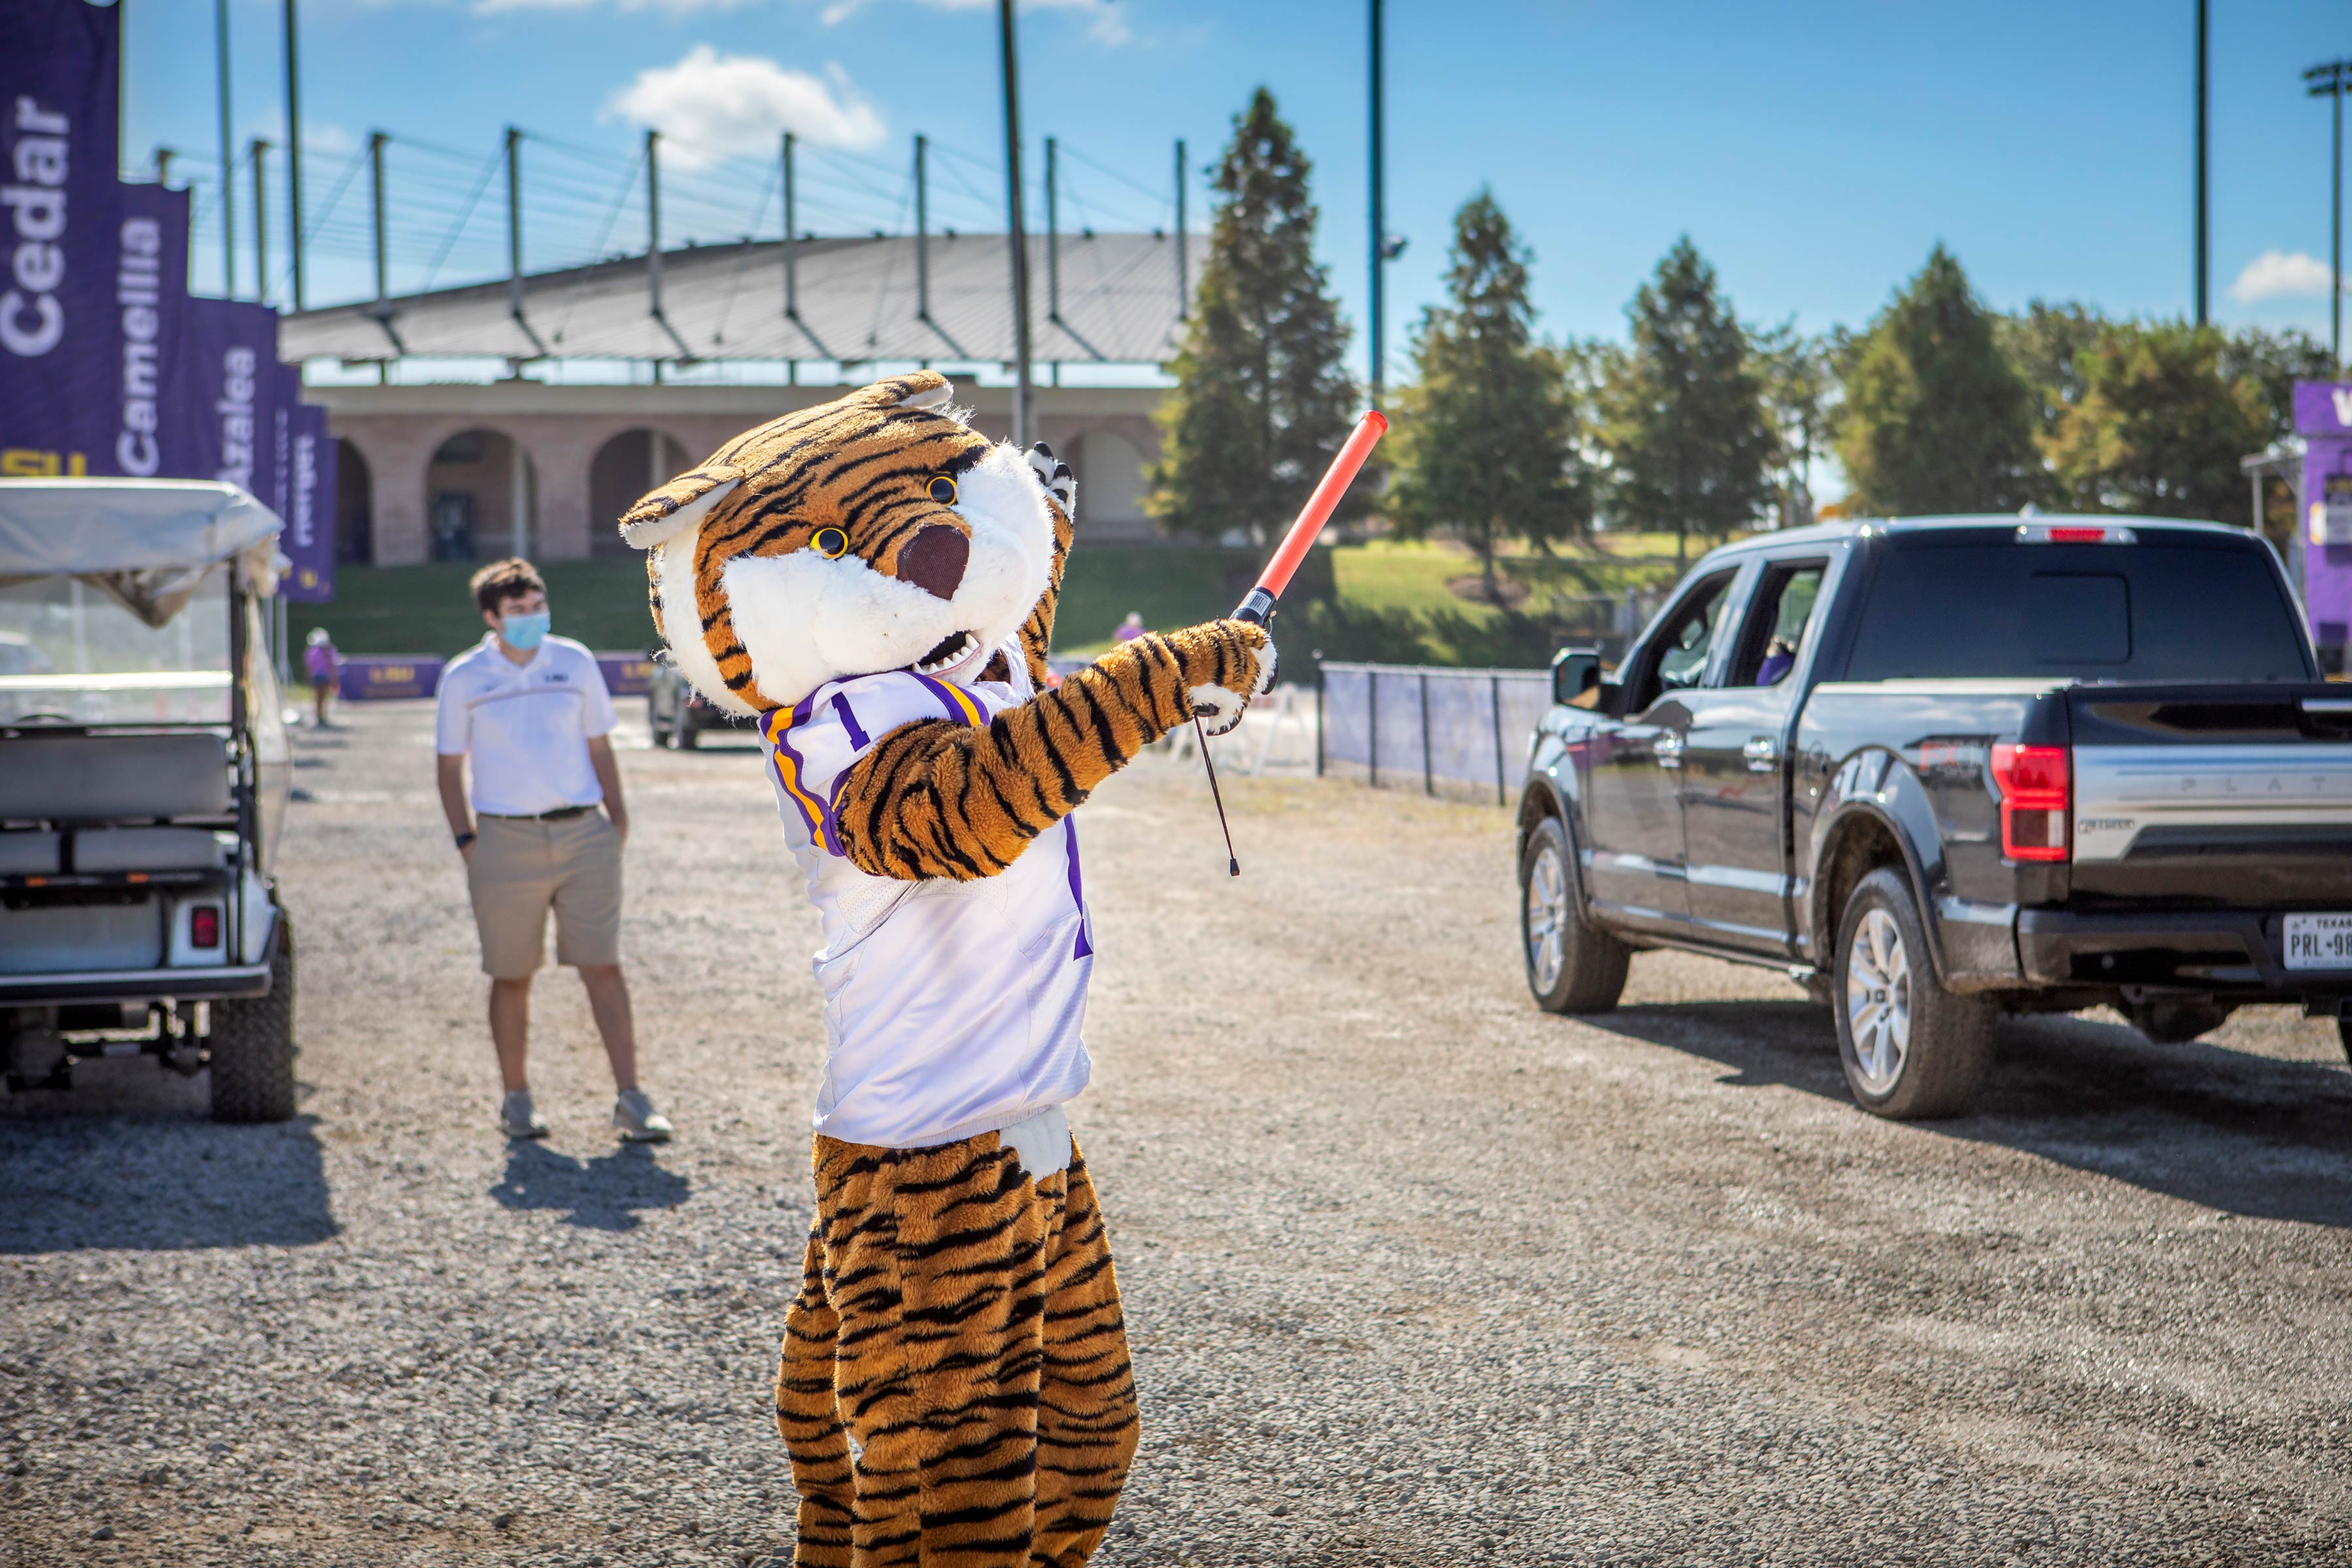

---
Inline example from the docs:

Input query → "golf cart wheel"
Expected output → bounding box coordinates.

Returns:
[1833,868,1991,1120]
[210,926,297,1123]
[1519,815,1629,1014]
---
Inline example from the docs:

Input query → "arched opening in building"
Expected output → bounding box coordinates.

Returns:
[335,439,373,564]
[1078,427,1151,539]
[589,429,693,559]
[423,429,534,563]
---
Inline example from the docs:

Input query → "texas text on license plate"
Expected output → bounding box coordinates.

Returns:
[2284,913,2352,970]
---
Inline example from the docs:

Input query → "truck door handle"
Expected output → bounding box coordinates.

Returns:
[1656,733,1685,770]
[1742,737,1779,772]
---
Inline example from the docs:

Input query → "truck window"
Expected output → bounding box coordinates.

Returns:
[1731,561,1826,686]
[1632,570,1738,707]
[1840,536,2313,683]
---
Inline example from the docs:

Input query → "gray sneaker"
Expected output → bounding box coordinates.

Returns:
[613,1087,673,1143]
[500,1090,549,1140]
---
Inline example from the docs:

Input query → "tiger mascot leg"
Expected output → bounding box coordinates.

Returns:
[620,371,1274,1567]
[778,1133,1134,1568]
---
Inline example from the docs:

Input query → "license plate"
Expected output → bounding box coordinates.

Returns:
[2284,913,2352,970]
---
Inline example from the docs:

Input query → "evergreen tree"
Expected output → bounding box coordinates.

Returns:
[1835,246,2042,514]
[1147,89,1356,543]
[1600,237,1776,567]
[1756,322,1835,529]
[1387,190,1588,602]
[2043,321,2265,525]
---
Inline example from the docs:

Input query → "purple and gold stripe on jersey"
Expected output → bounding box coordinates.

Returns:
[764,696,836,852]
[911,671,986,728]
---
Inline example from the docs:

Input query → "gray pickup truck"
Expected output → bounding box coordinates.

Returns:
[1518,514,2349,1119]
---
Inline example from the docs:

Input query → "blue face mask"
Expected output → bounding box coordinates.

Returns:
[501,610,551,651]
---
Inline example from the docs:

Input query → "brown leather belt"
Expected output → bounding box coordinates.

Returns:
[482,804,596,821]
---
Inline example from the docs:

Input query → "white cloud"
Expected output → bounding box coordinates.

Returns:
[601,46,887,166]
[477,0,757,15]
[821,0,1130,46]
[2230,249,2344,304]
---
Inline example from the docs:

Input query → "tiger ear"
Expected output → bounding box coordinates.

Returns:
[619,468,743,551]
[848,369,954,412]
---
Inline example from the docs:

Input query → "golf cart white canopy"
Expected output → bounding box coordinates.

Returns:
[0,479,285,626]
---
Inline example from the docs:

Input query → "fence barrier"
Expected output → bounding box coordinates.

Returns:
[334,652,655,701]
[1318,662,1551,805]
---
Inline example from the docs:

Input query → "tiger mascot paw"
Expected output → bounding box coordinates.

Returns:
[1160,617,1276,737]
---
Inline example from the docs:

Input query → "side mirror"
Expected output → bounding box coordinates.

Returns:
[1551,646,1603,707]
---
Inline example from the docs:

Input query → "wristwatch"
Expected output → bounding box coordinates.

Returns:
[454,831,477,851]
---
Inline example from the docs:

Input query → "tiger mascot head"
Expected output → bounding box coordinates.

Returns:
[617,370,1073,715]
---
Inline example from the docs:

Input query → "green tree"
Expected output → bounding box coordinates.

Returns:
[1835,245,2042,514]
[1600,237,1776,566]
[1756,322,1835,529]
[1999,300,2106,444]
[2043,321,2266,525]
[1386,190,1588,602]
[1147,88,1356,544]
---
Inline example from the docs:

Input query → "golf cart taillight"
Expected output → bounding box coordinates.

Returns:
[189,906,221,949]
[1990,743,2070,862]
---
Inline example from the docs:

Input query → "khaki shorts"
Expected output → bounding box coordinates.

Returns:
[466,811,623,978]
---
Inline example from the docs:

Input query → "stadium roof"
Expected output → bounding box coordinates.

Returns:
[280,232,1205,367]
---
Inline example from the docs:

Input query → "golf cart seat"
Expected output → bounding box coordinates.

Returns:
[0,732,231,823]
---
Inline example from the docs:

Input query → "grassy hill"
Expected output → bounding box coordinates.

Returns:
[297,536,1690,670]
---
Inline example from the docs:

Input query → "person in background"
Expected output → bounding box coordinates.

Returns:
[302,628,340,727]
[1756,636,1797,687]
[433,558,672,1144]
[1114,610,1147,643]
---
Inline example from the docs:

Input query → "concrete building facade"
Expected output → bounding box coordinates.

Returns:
[313,380,1168,566]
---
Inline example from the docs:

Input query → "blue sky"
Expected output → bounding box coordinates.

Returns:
[124,0,2352,382]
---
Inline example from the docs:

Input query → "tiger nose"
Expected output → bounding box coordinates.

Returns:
[895,525,968,600]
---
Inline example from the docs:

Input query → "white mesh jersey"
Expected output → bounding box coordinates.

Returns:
[756,647,1094,1150]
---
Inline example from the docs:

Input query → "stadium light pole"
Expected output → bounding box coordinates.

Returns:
[250,139,272,308]
[216,0,236,297]
[997,0,1034,447]
[2310,60,2350,369]
[2194,0,2209,325]
[284,0,304,311]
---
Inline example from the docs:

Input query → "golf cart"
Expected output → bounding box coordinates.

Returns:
[0,480,297,1121]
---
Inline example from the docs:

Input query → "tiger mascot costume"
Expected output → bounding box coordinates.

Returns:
[619,370,1273,1567]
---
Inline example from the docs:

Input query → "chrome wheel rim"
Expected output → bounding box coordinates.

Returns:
[1844,907,1912,1093]
[1526,843,1567,993]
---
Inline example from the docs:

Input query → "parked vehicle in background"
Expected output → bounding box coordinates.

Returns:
[0,480,299,1121]
[644,654,735,749]
[1518,514,2346,1119]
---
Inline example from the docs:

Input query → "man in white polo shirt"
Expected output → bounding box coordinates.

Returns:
[434,557,671,1143]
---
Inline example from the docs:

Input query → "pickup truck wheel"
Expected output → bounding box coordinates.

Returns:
[209,932,297,1124]
[1520,816,1629,1014]
[1834,868,1991,1119]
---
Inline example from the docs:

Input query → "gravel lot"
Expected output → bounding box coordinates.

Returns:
[7,697,2352,1565]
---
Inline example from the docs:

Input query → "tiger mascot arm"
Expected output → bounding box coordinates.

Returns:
[618,368,1273,883]
[832,615,1273,882]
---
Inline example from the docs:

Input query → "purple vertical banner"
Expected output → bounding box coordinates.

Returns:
[106,181,189,478]
[0,0,123,478]
[282,404,335,601]
[2293,382,2352,672]
[172,298,280,497]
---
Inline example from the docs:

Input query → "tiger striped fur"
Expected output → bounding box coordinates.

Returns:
[777,1133,1137,1568]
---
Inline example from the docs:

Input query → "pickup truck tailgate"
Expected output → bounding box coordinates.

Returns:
[2069,687,2352,906]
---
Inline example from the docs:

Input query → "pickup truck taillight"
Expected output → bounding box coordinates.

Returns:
[1990,743,2070,862]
